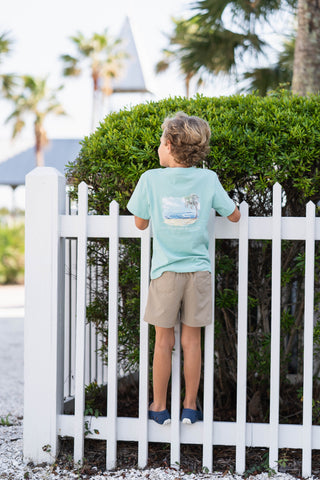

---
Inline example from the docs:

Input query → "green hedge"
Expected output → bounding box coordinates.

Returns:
[66,92,320,421]
[68,91,320,216]
[0,222,25,285]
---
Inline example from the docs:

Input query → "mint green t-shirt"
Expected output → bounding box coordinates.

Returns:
[127,167,235,279]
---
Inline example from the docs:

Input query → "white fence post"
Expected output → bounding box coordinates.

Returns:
[302,201,315,477]
[74,182,88,464]
[24,167,65,464]
[269,182,282,471]
[106,200,119,470]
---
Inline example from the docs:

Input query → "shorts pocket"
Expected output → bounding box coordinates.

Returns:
[155,271,176,295]
[195,271,211,295]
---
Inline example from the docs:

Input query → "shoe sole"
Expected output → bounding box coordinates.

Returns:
[163,419,171,425]
[182,418,192,424]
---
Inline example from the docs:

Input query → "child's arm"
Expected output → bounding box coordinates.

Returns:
[134,216,149,230]
[227,206,241,223]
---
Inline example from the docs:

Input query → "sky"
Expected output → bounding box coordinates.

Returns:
[0,0,295,209]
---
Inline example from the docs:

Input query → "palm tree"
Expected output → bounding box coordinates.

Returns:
[185,194,200,218]
[292,0,320,94]
[165,0,296,88]
[60,30,127,130]
[156,17,204,98]
[4,75,65,166]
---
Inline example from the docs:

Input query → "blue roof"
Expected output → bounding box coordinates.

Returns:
[0,138,82,186]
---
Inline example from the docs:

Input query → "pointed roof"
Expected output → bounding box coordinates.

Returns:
[0,139,82,187]
[112,17,150,94]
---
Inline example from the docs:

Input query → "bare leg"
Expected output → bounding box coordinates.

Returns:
[181,324,201,410]
[150,326,175,412]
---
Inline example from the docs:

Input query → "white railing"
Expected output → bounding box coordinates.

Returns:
[23,167,320,476]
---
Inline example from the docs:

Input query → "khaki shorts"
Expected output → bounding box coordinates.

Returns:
[144,271,212,328]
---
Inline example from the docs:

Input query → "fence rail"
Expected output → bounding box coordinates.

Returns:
[24,167,320,476]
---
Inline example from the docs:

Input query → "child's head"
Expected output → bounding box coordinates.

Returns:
[161,111,211,167]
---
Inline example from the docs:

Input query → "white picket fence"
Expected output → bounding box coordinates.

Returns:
[23,167,320,476]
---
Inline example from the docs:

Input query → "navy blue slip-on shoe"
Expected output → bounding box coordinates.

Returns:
[148,408,171,425]
[181,407,203,424]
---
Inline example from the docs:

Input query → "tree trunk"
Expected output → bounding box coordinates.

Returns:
[35,148,44,167]
[292,0,320,95]
[34,123,46,167]
[185,73,193,99]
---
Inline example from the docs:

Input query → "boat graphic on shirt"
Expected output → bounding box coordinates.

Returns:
[162,194,200,226]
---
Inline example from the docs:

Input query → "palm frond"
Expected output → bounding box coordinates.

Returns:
[12,118,25,138]
[60,54,81,77]
[241,35,294,95]
[194,0,290,25]
[181,26,265,75]
[0,31,13,62]
[155,59,171,74]
[155,17,203,93]
[0,73,18,97]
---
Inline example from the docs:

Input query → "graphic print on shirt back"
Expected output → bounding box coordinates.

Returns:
[162,193,200,226]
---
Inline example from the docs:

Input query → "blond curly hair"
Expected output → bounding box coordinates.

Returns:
[161,111,211,167]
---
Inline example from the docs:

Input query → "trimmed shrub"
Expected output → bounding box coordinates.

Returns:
[68,91,320,214]
[67,92,320,421]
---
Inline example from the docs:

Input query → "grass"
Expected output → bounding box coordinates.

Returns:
[0,414,13,426]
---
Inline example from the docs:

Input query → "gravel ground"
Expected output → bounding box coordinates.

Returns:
[0,286,317,480]
[0,421,309,480]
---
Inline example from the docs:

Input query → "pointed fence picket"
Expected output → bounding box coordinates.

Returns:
[24,168,320,476]
[74,181,88,463]
[138,225,151,467]
[171,322,181,466]
[106,200,120,470]
[236,201,249,473]
[203,209,216,470]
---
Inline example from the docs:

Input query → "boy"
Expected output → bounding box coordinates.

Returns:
[127,112,240,425]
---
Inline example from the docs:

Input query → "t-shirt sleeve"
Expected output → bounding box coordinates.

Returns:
[127,172,150,220]
[212,174,236,217]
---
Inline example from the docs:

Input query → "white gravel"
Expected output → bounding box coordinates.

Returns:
[0,423,310,480]
[0,286,317,479]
